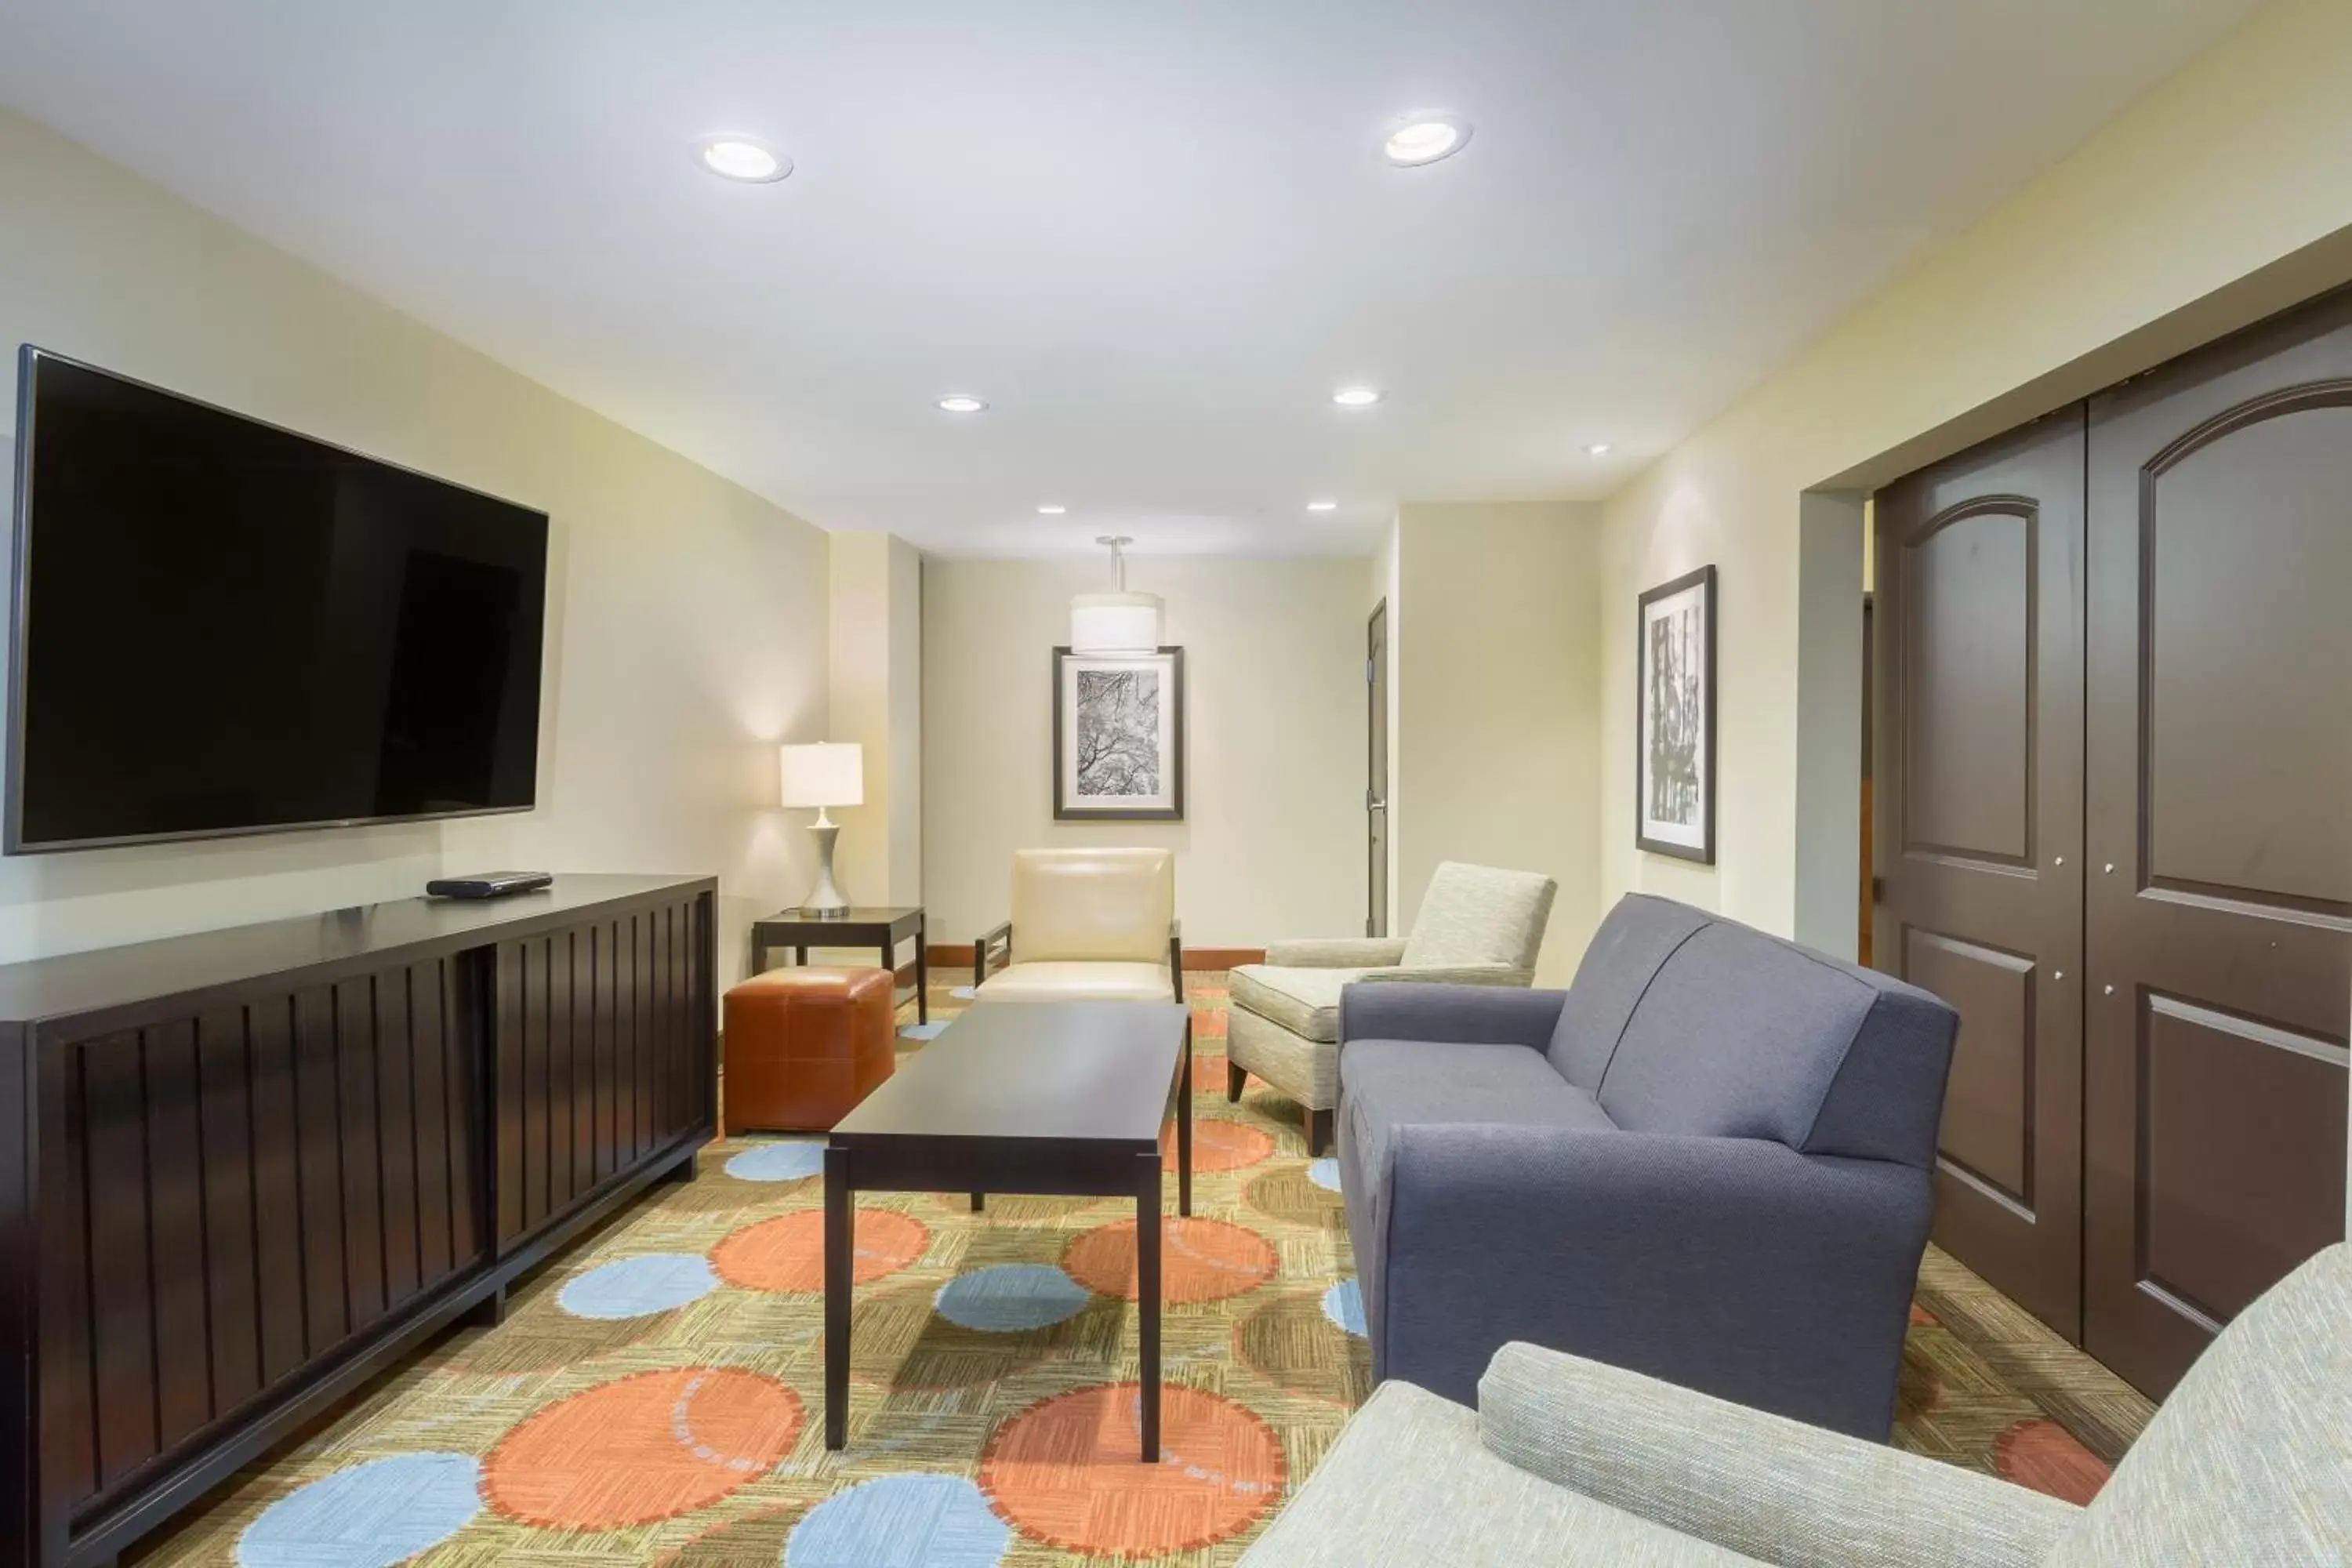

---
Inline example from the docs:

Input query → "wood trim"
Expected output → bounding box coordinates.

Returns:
[921,944,1258,973]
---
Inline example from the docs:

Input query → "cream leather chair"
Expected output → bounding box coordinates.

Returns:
[971,848,1182,1004]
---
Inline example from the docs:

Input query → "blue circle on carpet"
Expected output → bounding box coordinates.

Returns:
[1306,1158,1342,1192]
[786,1474,1010,1568]
[725,1142,827,1182]
[933,1264,1091,1332]
[1323,1277,1367,1338]
[237,1452,481,1568]
[557,1253,718,1319]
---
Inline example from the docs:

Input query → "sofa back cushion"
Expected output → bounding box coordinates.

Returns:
[1544,894,1714,1088]
[1594,914,1957,1167]
[1400,862,1557,971]
[1010,848,1174,964]
[2040,1242,2351,1566]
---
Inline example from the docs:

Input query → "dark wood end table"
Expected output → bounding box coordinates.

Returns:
[822,1000,1194,1459]
[752,905,927,1024]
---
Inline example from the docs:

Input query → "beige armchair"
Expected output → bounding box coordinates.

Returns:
[1226,861,1555,1152]
[971,847,1182,1004]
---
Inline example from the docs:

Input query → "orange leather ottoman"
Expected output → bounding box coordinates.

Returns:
[722,966,895,1134]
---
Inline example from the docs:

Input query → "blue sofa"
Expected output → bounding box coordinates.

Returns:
[1334,894,1958,1439]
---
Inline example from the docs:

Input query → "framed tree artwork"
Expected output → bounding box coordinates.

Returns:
[1635,564,1716,862]
[1054,645,1185,821]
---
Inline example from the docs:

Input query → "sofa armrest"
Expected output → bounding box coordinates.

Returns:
[1355,963,1529,987]
[1475,1340,2078,1568]
[1339,983,1567,1050]
[1370,1126,1933,1438]
[1336,982,1571,1053]
[1264,936,1408,967]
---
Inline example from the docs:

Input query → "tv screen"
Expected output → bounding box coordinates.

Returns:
[7,348,548,851]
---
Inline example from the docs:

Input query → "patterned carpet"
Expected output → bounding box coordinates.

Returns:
[129,975,2147,1566]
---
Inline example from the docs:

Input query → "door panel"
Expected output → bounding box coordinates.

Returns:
[2083,292,2352,1396]
[1368,601,1389,939]
[1874,411,2086,1339]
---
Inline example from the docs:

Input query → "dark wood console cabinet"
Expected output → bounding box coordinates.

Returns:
[0,874,717,1567]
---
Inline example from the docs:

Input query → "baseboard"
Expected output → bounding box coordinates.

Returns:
[922,943,1259,972]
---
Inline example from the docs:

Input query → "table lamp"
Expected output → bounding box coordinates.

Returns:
[779,742,863,917]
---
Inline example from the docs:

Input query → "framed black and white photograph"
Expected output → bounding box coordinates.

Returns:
[1635,564,1715,862]
[1054,645,1185,821]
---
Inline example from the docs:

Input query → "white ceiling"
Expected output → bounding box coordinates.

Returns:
[0,1,2259,557]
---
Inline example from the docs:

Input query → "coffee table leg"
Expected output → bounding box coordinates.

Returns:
[1178,1022,1193,1218]
[824,1145,851,1449]
[1135,1147,1161,1462]
[915,930,930,1025]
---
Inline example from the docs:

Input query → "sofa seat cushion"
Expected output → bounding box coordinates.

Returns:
[1233,1381,1766,1568]
[1230,964,1367,1044]
[974,960,1173,1004]
[1341,1038,1615,1188]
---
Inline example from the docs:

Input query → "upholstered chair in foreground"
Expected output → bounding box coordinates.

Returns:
[970,847,1182,1004]
[1225,861,1555,1152]
[1238,1242,2352,1566]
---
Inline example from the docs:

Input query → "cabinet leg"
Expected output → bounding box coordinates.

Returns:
[664,1149,699,1183]
[463,1285,508,1329]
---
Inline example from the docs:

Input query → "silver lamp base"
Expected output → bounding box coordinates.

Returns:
[799,821,850,917]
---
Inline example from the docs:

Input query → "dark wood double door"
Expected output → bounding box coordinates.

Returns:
[1875,289,2352,1396]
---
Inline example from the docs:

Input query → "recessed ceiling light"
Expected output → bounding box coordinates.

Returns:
[1332,386,1383,408]
[696,134,791,183]
[1306,499,1338,512]
[1037,503,1067,514]
[1584,442,1613,456]
[935,395,988,414]
[1383,114,1472,167]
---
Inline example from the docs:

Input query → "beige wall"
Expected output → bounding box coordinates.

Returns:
[827,532,924,910]
[1394,503,1601,983]
[1599,0,2352,942]
[0,109,832,980]
[921,556,1366,950]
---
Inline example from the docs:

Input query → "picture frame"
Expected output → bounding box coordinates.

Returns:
[1635,565,1716,863]
[1053,645,1185,821]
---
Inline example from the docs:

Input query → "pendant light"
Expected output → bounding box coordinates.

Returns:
[1069,535,1163,653]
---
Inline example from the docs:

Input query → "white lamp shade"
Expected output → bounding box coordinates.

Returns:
[1069,591,1163,654]
[779,742,864,809]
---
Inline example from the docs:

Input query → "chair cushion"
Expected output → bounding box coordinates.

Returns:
[973,960,1174,1004]
[1341,1038,1615,1191]
[1592,916,1955,1167]
[1546,895,1714,1089]
[1229,964,1367,1044]
[1011,848,1174,964]
[1401,862,1559,970]
[1232,1381,1766,1568]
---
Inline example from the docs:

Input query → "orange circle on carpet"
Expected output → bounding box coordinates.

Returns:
[1062,1217,1276,1303]
[1996,1418,2111,1505]
[1163,1117,1275,1173]
[981,1383,1283,1555]
[484,1367,803,1528]
[712,1208,927,1293]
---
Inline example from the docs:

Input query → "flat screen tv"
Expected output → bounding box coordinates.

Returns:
[7,347,549,851]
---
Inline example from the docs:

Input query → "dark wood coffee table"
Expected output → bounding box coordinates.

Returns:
[822,999,1193,1459]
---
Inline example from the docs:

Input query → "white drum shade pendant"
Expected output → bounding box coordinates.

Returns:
[1069,535,1162,653]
